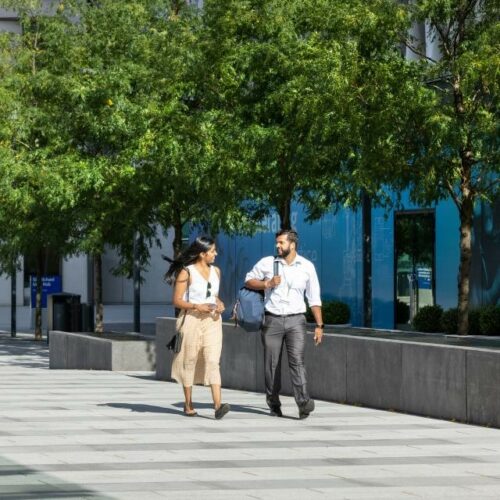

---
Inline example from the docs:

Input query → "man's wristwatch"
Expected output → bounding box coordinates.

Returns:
[316,324,324,329]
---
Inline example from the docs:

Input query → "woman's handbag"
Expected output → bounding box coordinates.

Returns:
[166,309,187,353]
[166,267,190,354]
[166,328,183,353]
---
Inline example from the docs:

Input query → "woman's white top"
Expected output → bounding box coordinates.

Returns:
[184,264,219,305]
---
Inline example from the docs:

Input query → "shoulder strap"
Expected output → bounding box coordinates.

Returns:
[178,266,191,329]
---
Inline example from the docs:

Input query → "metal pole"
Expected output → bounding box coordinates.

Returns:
[133,232,141,333]
[11,270,16,337]
[362,192,372,328]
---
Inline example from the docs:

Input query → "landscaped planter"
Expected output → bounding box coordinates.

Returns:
[49,331,155,371]
[156,317,500,428]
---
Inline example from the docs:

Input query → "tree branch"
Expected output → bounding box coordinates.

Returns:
[431,21,452,59]
[480,177,500,194]
[401,38,438,64]
[452,0,479,55]
[444,176,462,211]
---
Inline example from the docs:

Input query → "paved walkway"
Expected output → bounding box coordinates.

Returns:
[1,335,500,499]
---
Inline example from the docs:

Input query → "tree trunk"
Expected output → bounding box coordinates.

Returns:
[279,197,292,230]
[133,233,141,333]
[173,211,184,258]
[452,71,474,335]
[278,156,293,230]
[172,212,185,318]
[94,253,104,334]
[34,250,43,340]
[457,195,473,335]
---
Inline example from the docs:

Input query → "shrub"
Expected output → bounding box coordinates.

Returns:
[324,301,351,324]
[412,305,443,333]
[396,300,410,324]
[441,308,458,335]
[306,300,350,325]
[441,308,482,335]
[468,309,481,335]
[479,305,500,336]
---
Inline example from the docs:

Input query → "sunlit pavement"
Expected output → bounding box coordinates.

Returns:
[1,334,500,499]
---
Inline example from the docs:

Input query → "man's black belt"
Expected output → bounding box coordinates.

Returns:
[264,311,304,318]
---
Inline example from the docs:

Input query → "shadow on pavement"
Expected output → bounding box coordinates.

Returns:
[99,402,184,416]
[172,401,271,416]
[0,455,111,499]
[0,335,49,369]
[124,373,157,381]
[99,401,272,417]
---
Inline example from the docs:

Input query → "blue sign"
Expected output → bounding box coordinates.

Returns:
[30,275,62,308]
[417,267,432,290]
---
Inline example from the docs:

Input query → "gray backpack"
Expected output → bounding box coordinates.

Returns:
[232,287,265,332]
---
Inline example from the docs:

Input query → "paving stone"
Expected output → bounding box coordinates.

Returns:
[0,335,499,499]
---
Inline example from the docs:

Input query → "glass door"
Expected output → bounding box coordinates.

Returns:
[395,211,435,327]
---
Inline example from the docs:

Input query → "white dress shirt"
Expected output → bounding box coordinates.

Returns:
[245,254,322,315]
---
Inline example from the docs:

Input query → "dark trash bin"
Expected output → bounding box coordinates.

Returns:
[47,293,81,333]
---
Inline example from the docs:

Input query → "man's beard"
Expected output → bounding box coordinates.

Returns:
[280,247,291,258]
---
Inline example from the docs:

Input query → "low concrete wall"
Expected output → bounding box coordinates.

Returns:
[50,331,155,371]
[156,317,499,428]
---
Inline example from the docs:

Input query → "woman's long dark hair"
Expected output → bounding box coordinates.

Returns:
[163,235,215,285]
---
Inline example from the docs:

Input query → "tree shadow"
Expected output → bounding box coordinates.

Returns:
[0,454,110,499]
[0,337,49,369]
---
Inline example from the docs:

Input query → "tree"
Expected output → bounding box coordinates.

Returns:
[397,0,499,334]
[0,0,95,339]
[200,0,418,230]
[57,0,156,333]
[0,154,93,339]
[138,0,262,258]
[0,0,153,335]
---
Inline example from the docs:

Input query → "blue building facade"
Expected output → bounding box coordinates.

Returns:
[215,195,498,329]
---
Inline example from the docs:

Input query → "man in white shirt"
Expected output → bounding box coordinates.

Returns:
[245,229,324,419]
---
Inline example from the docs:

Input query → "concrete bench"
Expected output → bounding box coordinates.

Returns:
[50,331,155,371]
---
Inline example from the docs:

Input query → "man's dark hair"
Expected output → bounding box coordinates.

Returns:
[275,229,299,248]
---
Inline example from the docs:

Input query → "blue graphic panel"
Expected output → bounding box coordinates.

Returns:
[371,208,395,329]
[293,202,322,276]
[214,191,493,330]
[435,199,460,310]
[215,206,364,326]
[30,275,62,308]
[215,233,262,319]
[471,200,499,306]
[417,267,432,290]
[321,209,363,325]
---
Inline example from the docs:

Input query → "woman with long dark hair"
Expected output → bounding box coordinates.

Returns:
[164,236,230,419]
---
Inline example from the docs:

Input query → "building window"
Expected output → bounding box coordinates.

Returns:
[395,211,435,326]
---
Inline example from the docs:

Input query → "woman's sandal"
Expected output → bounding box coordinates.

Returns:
[215,403,230,420]
[184,405,197,417]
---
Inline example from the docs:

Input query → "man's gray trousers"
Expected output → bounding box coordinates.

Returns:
[261,313,309,409]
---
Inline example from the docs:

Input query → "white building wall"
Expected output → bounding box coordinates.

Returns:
[102,226,173,305]
[425,21,442,61]
[406,21,426,61]
[0,269,23,306]
[62,254,91,303]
